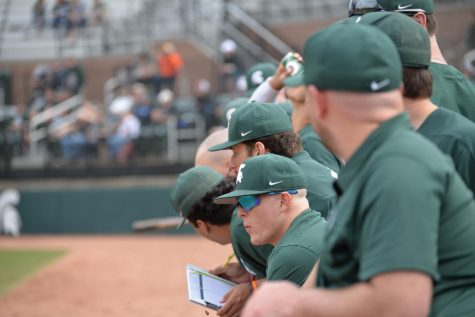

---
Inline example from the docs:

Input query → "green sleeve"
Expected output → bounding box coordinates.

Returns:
[451,143,475,195]
[358,155,442,282]
[267,246,318,286]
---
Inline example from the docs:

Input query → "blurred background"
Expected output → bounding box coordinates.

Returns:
[0,0,474,235]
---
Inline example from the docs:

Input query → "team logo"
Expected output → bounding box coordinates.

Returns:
[370,79,390,91]
[397,4,413,10]
[251,70,265,85]
[226,108,237,123]
[237,164,246,184]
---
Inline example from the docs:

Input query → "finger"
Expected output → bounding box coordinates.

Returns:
[223,302,243,317]
[221,288,234,303]
[217,300,233,316]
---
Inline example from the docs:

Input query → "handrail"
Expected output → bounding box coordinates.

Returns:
[225,2,292,56]
[29,94,83,149]
[222,23,277,63]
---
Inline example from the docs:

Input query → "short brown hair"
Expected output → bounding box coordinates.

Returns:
[245,131,303,158]
[426,13,437,36]
[187,177,236,227]
[403,67,433,99]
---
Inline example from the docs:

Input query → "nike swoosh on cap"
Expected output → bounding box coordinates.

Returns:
[269,180,283,186]
[397,4,413,10]
[370,79,390,91]
[241,130,253,137]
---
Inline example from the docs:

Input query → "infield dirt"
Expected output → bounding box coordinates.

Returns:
[0,235,231,317]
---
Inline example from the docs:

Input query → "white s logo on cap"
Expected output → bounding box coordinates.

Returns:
[237,164,246,183]
[251,71,264,85]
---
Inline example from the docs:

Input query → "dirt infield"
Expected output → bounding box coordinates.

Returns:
[0,235,231,317]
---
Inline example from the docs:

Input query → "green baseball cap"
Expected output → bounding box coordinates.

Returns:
[277,101,293,117]
[221,97,249,127]
[377,0,434,14]
[303,23,402,93]
[284,71,305,87]
[170,166,223,228]
[209,102,293,151]
[347,12,430,68]
[214,154,307,204]
[246,63,277,95]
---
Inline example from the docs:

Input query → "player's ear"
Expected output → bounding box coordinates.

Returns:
[195,220,210,233]
[412,12,427,30]
[279,192,292,210]
[253,142,267,155]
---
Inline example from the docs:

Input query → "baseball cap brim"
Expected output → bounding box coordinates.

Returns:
[284,72,304,87]
[214,189,273,204]
[208,139,242,152]
[176,216,187,229]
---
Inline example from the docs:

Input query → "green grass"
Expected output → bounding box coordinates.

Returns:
[0,249,66,296]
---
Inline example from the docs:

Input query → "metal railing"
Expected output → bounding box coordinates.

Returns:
[29,94,83,152]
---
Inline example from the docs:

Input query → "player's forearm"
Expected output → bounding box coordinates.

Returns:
[293,273,431,317]
[249,79,280,103]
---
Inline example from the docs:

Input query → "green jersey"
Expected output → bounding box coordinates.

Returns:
[230,209,273,278]
[418,107,475,195]
[317,114,475,316]
[299,124,342,173]
[291,151,337,219]
[267,209,326,285]
[430,62,475,122]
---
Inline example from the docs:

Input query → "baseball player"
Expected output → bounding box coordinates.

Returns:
[351,12,475,195]
[349,0,475,122]
[215,154,326,285]
[248,58,342,173]
[242,22,475,317]
[170,166,272,317]
[208,101,337,218]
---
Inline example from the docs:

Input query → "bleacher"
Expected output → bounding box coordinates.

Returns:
[1,0,474,179]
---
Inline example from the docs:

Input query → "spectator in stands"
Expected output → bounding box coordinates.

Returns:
[89,0,107,26]
[32,0,46,32]
[194,79,219,132]
[219,39,244,93]
[131,52,155,91]
[107,96,141,164]
[52,0,70,38]
[154,42,183,93]
[67,0,87,38]
[62,58,85,95]
[131,83,153,126]
[30,88,56,115]
[151,89,176,124]
[47,59,85,95]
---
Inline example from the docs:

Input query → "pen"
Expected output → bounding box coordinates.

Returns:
[223,253,234,267]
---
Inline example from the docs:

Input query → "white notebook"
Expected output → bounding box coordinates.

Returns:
[186,264,236,310]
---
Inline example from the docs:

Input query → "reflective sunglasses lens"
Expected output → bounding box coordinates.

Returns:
[237,196,260,211]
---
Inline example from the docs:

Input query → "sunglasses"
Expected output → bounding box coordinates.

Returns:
[237,190,298,212]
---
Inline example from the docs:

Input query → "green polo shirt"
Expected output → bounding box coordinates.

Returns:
[317,113,475,316]
[298,124,342,173]
[291,151,337,219]
[430,62,475,123]
[418,107,475,195]
[230,209,273,278]
[267,209,325,285]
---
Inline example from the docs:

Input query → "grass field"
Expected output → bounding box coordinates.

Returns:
[0,249,66,296]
